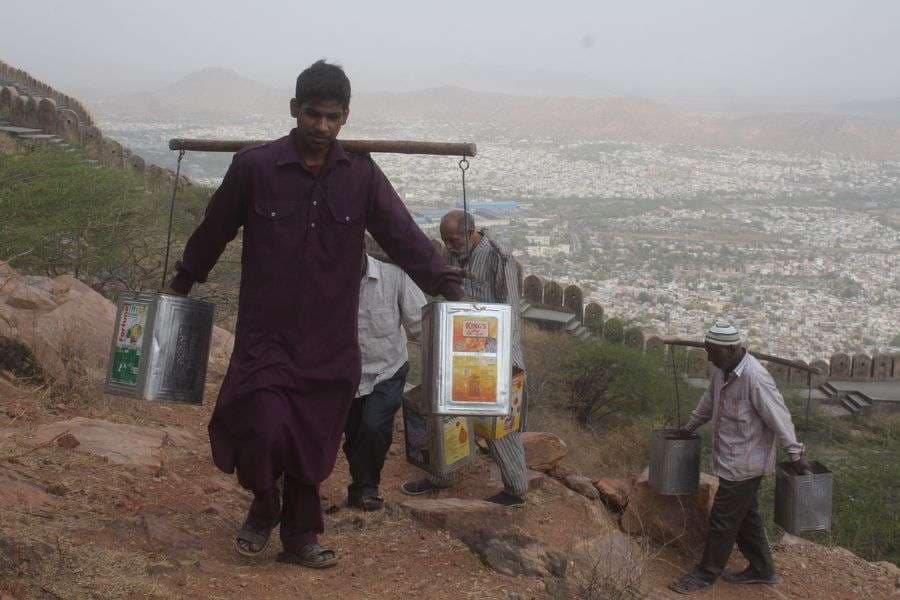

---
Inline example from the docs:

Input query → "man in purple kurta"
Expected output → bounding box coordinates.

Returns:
[167,61,463,567]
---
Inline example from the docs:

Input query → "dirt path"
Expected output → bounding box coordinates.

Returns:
[1,381,896,599]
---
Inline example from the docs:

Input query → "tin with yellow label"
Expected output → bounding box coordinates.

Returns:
[422,301,512,417]
[402,384,476,477]
[473,370,526,440]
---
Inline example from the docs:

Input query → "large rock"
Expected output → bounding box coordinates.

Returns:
[521,431,567,471]
[593,477,631,510]
[33,417,167,470]
[0,268,234,386]
[564,474,600,500]
[620,469,718,550]
[459,529,567,579]
[400,498,504,531]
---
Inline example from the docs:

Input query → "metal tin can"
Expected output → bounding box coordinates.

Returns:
[105,292,215,404]
[421,301,512,417]
[402,384,475,477]
[649,428,701,495]
[474,370,526,440]
[774,461,833,534]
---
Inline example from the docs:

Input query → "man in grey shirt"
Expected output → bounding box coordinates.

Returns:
[343,249,426,511]
[401,210,529,507]
[669,321,812,594]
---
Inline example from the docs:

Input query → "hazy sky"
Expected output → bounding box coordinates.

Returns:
[3,0,899,101]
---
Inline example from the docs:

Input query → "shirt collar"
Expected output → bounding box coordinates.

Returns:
[276,129,351,168]
[731,350,751,378]
[363,255,382,281]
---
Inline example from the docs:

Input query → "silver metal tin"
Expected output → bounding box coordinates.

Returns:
[649,428,701,495]
[105,292,215,404]
[421,301,512,417]
[774,461,833,534]
[402,385,476,477]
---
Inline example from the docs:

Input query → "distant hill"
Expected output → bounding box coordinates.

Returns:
[835,97,900,121]
[97,67,900,159]
[99,67,284,116]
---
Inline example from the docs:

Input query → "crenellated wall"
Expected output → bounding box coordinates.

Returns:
[517,271,898,385]
[0,59,186,189]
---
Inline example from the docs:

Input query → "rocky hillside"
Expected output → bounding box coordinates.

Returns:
[0,264,897,599]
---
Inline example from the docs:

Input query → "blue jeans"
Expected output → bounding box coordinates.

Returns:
[343,362,409,500]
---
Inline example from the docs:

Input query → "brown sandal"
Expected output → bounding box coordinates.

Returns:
[277,544,338,569]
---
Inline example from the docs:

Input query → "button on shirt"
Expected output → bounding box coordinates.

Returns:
[685,352,804,481]
[357,255,426,397]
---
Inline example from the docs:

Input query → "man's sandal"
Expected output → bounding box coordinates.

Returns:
[234,519,278,557]
[276,544,338,569]
[668,573,714,595]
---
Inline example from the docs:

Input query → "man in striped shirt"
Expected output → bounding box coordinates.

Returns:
[401,210,529,507]
[669,321,812,595]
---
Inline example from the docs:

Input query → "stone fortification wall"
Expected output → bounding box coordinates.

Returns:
[519,272,899,385]
[0,59,185,188]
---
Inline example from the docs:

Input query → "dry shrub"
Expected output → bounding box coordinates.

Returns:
[567,534,651,600]
[46,327,102,406]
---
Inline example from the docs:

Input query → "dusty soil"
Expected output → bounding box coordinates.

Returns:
[0,376,896,600]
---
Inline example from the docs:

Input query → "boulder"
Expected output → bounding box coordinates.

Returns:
[564,474,601,500]
[33,417,167,470]
[593,477,631,510]
[620,469,718,550]
[458,529,567,579]
[400,498,504,531]
[0,269,234,386]
[521,431,567,471]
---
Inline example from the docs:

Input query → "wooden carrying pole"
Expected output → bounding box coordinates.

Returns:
[662,338,820,374]
[169,138,477,157]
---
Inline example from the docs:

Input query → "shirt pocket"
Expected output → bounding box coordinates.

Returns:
[253,199,301,222]
[368,308,396,338]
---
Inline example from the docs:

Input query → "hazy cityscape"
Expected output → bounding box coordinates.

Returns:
[97,109,900,364]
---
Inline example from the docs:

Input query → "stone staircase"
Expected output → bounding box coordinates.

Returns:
[819,382,873,414]
[520,300,590,340]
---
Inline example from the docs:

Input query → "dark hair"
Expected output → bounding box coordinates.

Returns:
[295,60,351,109]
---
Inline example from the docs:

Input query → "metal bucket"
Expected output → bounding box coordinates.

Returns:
[105,292,215,404]
[774,461,833,534]
[649,428,701,495]
[421,301,512,417]
[402,385,475,478]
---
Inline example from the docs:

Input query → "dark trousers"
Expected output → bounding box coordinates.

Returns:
[696,476,775,581]
[247,475,322,552]
[342,362,409,501]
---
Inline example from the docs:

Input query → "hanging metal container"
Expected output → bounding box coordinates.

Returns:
[402,384,476,477]
[774,461,832,534]
[421,301,512,417]
[649,428,701,495]
[105,292,215,405]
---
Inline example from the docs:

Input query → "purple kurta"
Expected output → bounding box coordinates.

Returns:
[171,130,461,490]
